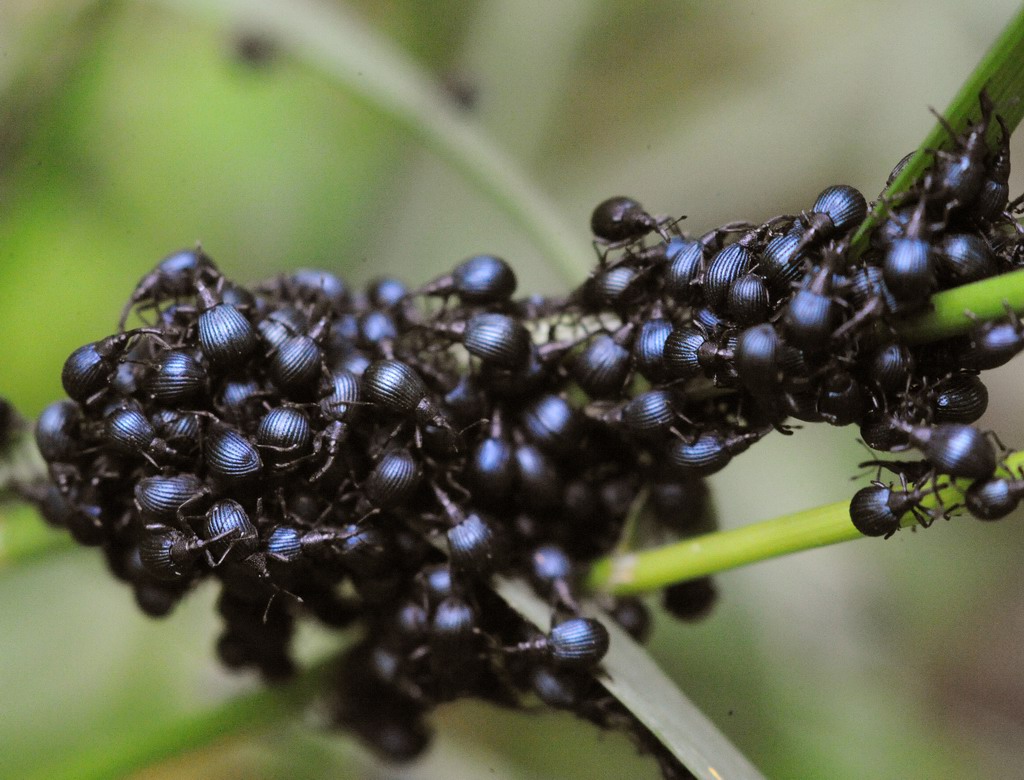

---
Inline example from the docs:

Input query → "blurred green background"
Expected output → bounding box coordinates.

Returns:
[3,1,1024,777]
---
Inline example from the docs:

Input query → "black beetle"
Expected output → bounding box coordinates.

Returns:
[590,196,669,245]
[418,255,517,303]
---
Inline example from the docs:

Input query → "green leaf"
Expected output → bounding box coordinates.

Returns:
[495,577,765,780]
[850,6,1024,252]
[896,266,1024,343]
[25,661,331,780]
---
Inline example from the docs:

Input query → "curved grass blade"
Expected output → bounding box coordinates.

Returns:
[496,577,765,780]
[144,0,590,283]
[25,661,331,780]
[850,6,1024,253]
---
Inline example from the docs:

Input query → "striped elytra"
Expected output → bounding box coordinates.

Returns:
[936,233,997,286]
[198,303,258,371]
[632,318,672,382]
[268,334,322,394]
[319,370,362,422]
[365,449,422,508]
[139,528,205,581]
[622,390,676,440]
[200,499,258,563]
[150,409,201,447]
[662,325,705,379]
[146,350,206,403]
[760,229,805,296]
[869,344,914,392]
[810,184,867,232]
[447,513,502,574]
[727,272,770,325]
[573,335,630,398]
[849,485,903,538]
[667,431,733,476]
[105,407,157,455]
[61,343,110,401]
[703,243,752,310]
[256,407,313,467]
[547,618,609,668]
[257,307,305,351]
[692,305,725,334]
[848,265,898,315]
[134,474,203,521]
[204,425,263,485]
[463,313,530,367]
[859,410,910,452]
[663,238,704,302]
[931,373,988,424]
[362,360,429,415]
[589,265,641,308]
[266,525,303,562]
[215,377,263,424]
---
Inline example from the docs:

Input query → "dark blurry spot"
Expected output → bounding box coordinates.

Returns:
[233,30,277,68]
[440,71,480,111]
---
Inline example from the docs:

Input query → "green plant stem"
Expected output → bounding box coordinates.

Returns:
[849,6,1024,253]
[28,661,332,780]
[896,266,1024,343]
[587,451,1024,595]
[146,0,591,282]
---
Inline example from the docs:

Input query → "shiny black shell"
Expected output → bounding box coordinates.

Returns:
[704,243,752,310]
[198,303,258,370]
[134,474,203,521]
[574,335,630,398]
[146,350,206,403]
[451,255,517,302]
[362,360,429,415]
[365,449,422,508]
[463,313,530,368]
[547,618,609,668]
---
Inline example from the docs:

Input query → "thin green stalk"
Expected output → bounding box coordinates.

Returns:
[27,660,332,780]
[896,266,1024,343]
[587,450,1024,595]
[145,0,590,282]
[850,5,1024,253]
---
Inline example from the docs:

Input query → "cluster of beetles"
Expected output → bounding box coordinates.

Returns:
[12,96,1024,774]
